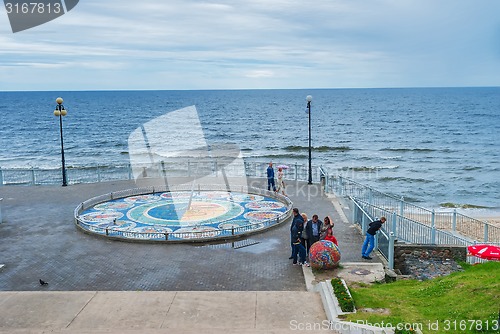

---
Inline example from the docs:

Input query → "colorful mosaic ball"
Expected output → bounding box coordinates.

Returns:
[308,240,341,269]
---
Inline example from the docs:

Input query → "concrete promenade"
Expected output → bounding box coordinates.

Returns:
[0,178,381,332]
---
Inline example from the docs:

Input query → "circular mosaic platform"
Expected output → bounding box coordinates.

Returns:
[76,190,291,242]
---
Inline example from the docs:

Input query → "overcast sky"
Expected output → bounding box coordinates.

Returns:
[1,0,500,91]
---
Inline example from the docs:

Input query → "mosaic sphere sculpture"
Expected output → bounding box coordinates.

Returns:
[308,240,341,269]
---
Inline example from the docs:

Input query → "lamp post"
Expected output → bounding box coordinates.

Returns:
[54,97,68,186]
[306,95,312,184]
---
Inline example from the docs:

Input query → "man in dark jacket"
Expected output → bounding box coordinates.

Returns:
[266,162,276,191]
[361,216,386,260]
[289,208,304,259]
[304,214,322,254]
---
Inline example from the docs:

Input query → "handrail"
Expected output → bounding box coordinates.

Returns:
[2,161,498,242]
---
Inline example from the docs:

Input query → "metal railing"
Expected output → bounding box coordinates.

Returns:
[2,161,498,250]
[323,174,499,244]
[74,183,293,242]
[0,161,322,186]
[351,198,498,267]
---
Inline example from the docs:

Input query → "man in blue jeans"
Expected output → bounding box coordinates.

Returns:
[361,216,386,260]
[266,162,276,191]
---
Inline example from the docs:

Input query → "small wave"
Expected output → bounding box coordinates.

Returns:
[381,156,402,160]
[380,148,437,153]
[440,202,491,209]
[120,151,129,155]
[342,165,399,172]
[284,145,352,152]
[379,176,432,184]
[262,153,308,159]
[463,166,481,171]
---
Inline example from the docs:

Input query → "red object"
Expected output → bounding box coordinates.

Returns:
[467,244,500,261]
[324,235,338,246]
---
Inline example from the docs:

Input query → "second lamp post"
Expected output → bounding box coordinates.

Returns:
[54,97,68,186]
[306,95,312,184]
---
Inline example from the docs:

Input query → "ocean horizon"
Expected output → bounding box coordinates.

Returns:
[1,87,499,213]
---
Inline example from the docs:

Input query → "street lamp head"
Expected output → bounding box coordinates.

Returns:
[56,97,63,105]
[61,109,67,116]
[54,109,61,116]
[306,95,312,102]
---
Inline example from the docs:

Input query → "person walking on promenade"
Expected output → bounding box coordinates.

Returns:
[276,167,286,195]
[304,214,322,254]
[266,162,276,192]
[361,216,386,260]
[289,208,304,259]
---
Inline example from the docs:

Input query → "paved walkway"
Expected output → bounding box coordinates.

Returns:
[0,178,382,333]
[0,291,327,333]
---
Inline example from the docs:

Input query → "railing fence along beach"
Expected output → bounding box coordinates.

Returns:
[0,161,323,186]
[1,162,498,263]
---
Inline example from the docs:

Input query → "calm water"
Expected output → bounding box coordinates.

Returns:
[1,88,499,210]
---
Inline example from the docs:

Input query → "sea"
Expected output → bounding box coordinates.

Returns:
[1,87,499,214]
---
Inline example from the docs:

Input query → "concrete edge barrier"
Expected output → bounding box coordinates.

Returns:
[316,279,412,334]
[316,281,337,322]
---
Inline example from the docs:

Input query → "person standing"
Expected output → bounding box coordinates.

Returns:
[305,214,322,254]
[276,167,286,195]
[301,213,308,248]
[290,209,306,265]
[320,216,334,239]
[323,228,338,246]
[361,216,386,260]
[266,162,276,192]
[289,208,304,259]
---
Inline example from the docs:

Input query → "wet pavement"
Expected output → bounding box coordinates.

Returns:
[0,178,376,291]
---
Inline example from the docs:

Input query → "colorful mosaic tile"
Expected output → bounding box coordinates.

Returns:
[78,191,289,241]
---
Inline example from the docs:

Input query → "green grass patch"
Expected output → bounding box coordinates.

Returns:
[345,261,500,334]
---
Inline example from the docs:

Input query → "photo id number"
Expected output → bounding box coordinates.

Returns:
[5,2,62,14]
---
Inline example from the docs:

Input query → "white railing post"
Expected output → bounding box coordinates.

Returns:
[388,232,395,270]
[452,209,457,231]
[339,176,344,196]
[97,165,101,182]
[0,167,3,186]
[352,198,358,225]
[294,162,298,180]
[392,211,397,236]
[30,167,36,185]
[128,163,133,180]
[431,209,436,244]
[0,197,3,223]
[361,210,368,234]
[484,222,489,242]
[399,196,404,217]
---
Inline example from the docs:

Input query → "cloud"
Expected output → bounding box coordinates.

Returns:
[1,0,500,90]
[244,70,275,78]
